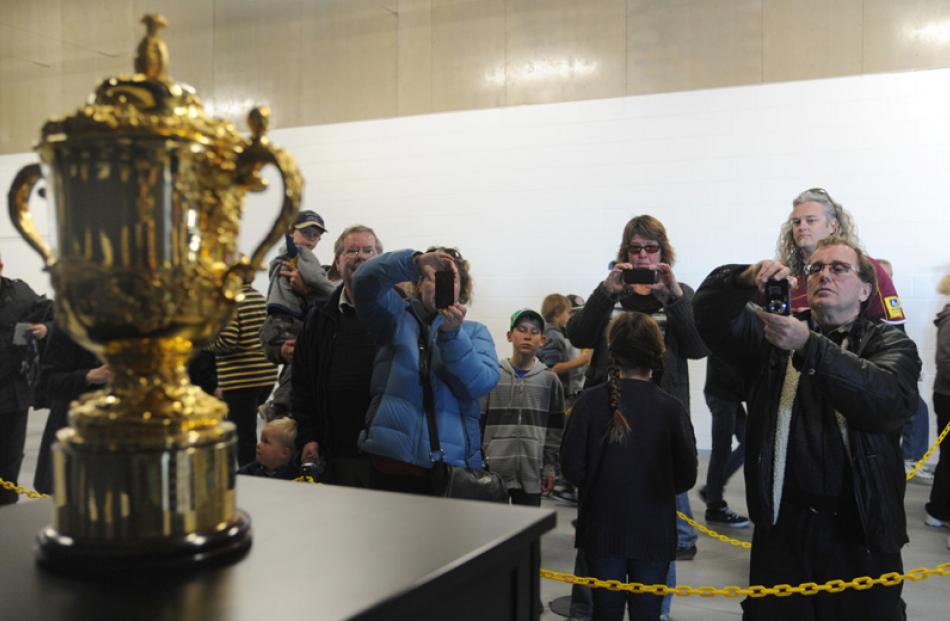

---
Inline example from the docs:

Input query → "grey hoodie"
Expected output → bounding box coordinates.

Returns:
[480,359,565,494]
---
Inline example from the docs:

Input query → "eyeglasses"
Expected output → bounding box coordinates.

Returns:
[342,246,377,257]
[297,228,322,241]
[805,261,858,277]
[626,243,661,255]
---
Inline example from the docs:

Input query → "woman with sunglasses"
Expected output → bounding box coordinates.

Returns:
[566,214,707,621]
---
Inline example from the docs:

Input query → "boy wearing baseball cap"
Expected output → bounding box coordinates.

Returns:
[260,210,336,420]
[480,308,565,506]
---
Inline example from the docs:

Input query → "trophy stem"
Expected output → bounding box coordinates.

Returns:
[36,336,252,575]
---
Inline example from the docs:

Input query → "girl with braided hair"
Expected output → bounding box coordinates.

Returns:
[561,311,697,621]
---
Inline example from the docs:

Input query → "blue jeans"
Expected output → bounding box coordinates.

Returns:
[901,396,929,462]
[676,492,697,548]
[587,556,669,621]
[662,493,697,615]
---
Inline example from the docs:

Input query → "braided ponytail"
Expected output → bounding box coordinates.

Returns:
[607,361,631,443]
[605,311,666,444]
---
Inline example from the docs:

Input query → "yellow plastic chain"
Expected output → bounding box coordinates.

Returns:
[540,562,950,597]
[906,419,950,480]
[0,478,48,500]
[677,510,752,549]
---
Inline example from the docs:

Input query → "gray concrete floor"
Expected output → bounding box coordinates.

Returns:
[14,409,950,619]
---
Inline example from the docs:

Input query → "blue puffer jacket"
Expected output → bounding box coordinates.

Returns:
[353,249,500,469]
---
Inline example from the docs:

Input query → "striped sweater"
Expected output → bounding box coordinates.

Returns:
[209,285,278,391]
[480,358,565,494]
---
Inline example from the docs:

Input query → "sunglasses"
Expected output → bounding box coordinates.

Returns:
[626,243,661,255]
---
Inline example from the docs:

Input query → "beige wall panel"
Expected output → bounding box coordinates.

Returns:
[397,0,433,116]
[627,0,762,95]
[505,0,626,106]
[864,0,950,73]
[626,0,691,95]
[763,0,863,82]
[299,0,398,125]
[0,0,64,153]
[132,0,214,97]
[685,0,763,90]
[213,0,302,130]
[429,0,506,113]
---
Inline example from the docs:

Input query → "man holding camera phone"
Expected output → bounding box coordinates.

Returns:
[565,215,707,620]
[693,236,920,620]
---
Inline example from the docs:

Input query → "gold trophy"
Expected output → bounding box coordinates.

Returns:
[7,15,302,572]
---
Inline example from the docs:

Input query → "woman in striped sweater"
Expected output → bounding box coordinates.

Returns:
[209,278,278,467]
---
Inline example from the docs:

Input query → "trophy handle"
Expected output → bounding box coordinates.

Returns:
[7,164,53,264]
[226,106,302,289]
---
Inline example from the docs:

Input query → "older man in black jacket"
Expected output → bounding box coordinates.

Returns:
[693,236,920,621]
[291,225,382,488]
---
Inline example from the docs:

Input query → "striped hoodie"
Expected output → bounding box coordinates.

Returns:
[209,285,278,391]
[481,358,565,494]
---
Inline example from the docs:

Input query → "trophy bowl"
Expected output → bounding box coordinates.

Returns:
[6,15,302,573]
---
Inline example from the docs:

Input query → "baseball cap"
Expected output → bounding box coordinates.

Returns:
[510,308,545,330]
[293,210,327,233]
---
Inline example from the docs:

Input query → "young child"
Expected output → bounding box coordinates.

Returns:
[237,417,301,480]
[539,293,591,407]
[481,308,565,506]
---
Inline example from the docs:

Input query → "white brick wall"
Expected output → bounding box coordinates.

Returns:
[5,67,950,448]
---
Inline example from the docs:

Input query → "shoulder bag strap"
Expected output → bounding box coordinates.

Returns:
[408,299,443,463]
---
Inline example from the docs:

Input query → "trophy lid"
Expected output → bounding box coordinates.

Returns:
[39,15,244,152]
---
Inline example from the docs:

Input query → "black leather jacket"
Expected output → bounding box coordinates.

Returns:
[693,265,921,553]
[0,277,51,412]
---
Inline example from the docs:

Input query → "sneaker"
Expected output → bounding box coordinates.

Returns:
[910,469,935,484]
[925,513,949,528]
[675,545,697,561]
[706,506,751,528]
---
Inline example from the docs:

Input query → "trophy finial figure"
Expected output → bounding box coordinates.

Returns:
[247,106,271,141]
[135,14,169,81]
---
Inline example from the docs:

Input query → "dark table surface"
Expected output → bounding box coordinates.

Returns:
[0,477,556,621]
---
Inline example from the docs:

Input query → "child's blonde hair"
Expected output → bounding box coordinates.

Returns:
[266,417,298,452]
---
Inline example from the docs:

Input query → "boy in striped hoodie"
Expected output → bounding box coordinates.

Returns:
[481,309,565,506]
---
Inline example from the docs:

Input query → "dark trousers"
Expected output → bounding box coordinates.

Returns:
[508,488,542,507]
[742,501,904,621]
[325,457,371,488]
[587,555,668,621]
[369,466,432,496]
[704,393,747,508]
[927,392,950,520]
[0,409,29,505]
[222,385,272,468]
[34,405,69,494]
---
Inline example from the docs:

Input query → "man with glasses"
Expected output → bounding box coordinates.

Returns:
[291,225,383,487]
[693,237,920,620]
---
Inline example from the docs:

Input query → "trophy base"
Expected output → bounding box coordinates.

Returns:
[36,510,252,576]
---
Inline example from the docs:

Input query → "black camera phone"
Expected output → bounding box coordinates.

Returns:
[284,233,298,259]
[765,279,790,315]
[622,268,659,285]
[434,270,455,309]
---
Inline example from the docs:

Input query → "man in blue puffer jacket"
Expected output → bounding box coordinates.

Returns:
[353,247,500,495]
